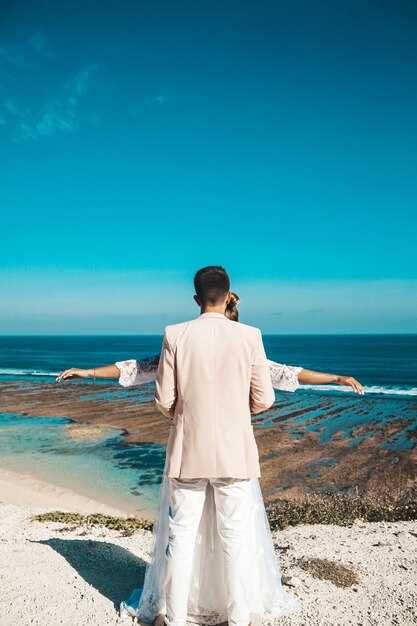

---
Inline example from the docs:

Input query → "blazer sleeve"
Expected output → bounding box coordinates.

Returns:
[250,329,276,414]
[154,328,177,421]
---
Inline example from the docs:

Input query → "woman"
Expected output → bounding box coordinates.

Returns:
[57,293,363,625]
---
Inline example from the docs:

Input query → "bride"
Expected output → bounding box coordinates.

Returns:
[56,293,363,625]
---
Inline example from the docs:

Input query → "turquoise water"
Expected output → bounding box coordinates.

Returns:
[0,410,166,518]
[260,391,417,449]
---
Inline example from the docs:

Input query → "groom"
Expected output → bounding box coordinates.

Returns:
[154,265,275,626]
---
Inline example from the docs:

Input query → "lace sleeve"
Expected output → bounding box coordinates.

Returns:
[115,356,159,387]
[267,359,303,392]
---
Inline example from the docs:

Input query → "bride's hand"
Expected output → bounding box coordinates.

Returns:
[334,375,364,395]
[56,367,90,382]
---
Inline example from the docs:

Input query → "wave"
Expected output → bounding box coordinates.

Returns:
[1,368,416,397]
[299,384,417,397]
[0,368,60,377]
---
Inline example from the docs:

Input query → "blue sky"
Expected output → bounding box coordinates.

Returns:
[1,0,416,334]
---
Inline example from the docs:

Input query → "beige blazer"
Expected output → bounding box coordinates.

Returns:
[154,312,275,478]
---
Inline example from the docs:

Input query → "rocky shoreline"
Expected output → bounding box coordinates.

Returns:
[1,380,415,510]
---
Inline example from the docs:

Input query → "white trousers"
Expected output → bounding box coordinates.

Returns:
[164,476,252,626]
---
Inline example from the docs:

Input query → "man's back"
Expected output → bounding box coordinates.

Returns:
[155,311,275,478]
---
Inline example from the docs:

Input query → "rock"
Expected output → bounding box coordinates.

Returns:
[281,575,301,588]
[393,530,409,539]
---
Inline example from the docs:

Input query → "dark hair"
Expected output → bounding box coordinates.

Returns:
[225,292,240,321]
[194,265,230,306]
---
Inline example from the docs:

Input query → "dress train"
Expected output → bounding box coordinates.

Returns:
[119,456,302,623]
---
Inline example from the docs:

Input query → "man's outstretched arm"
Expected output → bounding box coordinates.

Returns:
[154,328,177,420]
[250,329,276,414]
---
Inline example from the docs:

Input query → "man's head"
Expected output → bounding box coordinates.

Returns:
[193,265,231,311]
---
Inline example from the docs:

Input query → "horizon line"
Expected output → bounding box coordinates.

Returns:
[1,332,416,337]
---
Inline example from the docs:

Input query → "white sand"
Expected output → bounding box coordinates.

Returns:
[0,476,416,626]
[0,465,133,517]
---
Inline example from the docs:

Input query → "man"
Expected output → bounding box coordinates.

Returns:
[154,265,276,626]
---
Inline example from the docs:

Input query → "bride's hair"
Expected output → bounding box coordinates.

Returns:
[225,292,240,322]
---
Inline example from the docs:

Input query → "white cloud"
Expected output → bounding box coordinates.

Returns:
[1,32,99,141]
[6,64,99,142]
[0,31,53,69]
[0,44,30,68]
[29,31,54,58]
[73,65,98,96]
[3,99,25,116]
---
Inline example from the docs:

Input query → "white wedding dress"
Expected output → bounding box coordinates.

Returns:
[117,357,304,623]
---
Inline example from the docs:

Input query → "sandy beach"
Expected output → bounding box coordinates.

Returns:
[0,488,416,626]
[0,465,136,517]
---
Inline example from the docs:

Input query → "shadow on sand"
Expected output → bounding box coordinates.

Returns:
[33,537,146,611]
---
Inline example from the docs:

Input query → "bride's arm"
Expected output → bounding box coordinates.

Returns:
[56,356,159,385]
[56,364,120,381]
[114,355,159,387]
[267,360,304,392]
[298,367,364,393]
[268,360,364,394]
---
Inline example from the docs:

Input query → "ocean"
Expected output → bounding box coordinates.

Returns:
[0,334,416,517]
[0,334,416,395]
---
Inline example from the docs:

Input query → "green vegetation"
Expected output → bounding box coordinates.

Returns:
[265,491,417,531]
[31,489,416,534]
[295,556,360,587]
[31,510,154,533]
